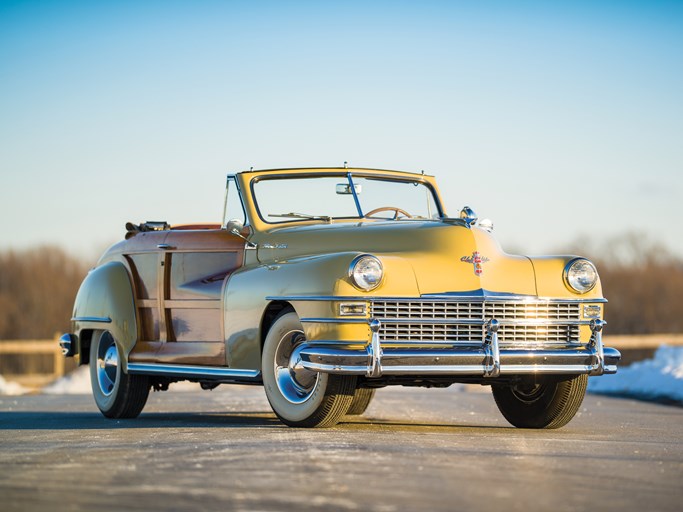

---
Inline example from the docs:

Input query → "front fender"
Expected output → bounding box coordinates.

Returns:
[71,261,137,368]
[528,256,604,299]
[223,252,419,370]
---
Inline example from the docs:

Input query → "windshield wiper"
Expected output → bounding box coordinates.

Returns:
[269,212,332,222]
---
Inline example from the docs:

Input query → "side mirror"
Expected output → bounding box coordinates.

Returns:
[226,219,244,233]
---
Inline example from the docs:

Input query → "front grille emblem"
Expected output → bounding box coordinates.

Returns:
[461,251,489,275]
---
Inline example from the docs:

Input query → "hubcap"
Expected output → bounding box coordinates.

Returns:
[274,330,319,404]
[511,382,547,404]
[97,334,119,397]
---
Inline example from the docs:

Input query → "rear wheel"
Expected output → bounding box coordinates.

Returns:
[347,388,376,416]
[89,330,150,419]
[491,374,588,429]
[262,312,356,427]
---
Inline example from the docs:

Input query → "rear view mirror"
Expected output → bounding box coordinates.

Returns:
[336,183,362,195]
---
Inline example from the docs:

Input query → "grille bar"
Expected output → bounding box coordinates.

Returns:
[371,300,582,346]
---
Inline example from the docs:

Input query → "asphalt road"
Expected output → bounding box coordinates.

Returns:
[1,385,681,512]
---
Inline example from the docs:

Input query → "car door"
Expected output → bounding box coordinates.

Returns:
[127,228,245,366]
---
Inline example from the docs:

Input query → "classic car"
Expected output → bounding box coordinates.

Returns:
[60,167,620,429]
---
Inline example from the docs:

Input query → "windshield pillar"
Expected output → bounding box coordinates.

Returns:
[347,172,364,217]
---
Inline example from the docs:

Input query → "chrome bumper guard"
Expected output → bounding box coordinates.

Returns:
[296,318,619,378]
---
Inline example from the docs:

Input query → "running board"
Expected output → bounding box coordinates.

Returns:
[127,362,261,382]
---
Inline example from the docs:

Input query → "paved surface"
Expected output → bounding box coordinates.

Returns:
[1,385,682,512]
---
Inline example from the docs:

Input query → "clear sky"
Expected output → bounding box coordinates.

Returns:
[1,0,682,261]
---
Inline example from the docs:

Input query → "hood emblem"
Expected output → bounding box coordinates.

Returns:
[461,251,490,276]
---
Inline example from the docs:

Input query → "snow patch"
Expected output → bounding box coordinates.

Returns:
[0,374,31,395]
[43,366,91,395]
[41,366,203,395]
[588,345,683,403]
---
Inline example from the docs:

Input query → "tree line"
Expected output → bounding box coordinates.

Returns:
[0,235,681,339]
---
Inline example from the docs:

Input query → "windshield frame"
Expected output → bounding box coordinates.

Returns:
[249,171,445,225]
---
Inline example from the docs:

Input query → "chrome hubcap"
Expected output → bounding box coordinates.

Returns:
[274,330,319,404]
[97,335,118,397]
[511,382,547,404]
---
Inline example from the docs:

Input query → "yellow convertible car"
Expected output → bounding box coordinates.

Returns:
[61,167,620,429]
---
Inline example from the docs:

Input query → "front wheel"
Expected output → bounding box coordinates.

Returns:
[491,374,588,429]
[89,330,150,419]
[261,312,356,428]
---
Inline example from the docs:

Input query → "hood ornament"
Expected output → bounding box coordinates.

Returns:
[461,251,490,276]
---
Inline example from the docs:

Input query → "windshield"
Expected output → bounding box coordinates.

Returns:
[252,174,442,224]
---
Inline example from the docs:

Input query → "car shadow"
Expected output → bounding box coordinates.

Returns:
[0,411,283,430]
[0,410,510,432]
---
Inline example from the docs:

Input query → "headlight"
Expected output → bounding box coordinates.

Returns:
[348,255,383,291]
[563,258,598,294]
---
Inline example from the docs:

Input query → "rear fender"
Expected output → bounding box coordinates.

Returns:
[71,261,137,369]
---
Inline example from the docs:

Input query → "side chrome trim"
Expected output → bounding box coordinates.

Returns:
[300,317,369,324]
[71,316,112,323]
[127,363,261,381]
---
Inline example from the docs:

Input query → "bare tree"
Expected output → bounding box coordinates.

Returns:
[0,247,90,339]
[563,232,683,334]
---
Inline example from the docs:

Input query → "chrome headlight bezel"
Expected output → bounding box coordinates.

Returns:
[563,258,598,294]
[348,254,384,291]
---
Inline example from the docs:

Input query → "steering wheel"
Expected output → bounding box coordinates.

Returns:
[364,206,413,220]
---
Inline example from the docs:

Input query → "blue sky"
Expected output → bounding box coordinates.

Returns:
[1,1,682,260]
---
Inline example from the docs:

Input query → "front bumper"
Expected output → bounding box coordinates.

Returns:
[295,318,620,378]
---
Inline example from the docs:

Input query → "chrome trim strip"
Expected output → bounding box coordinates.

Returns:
[266,295,607,304]
[71,316,112,323]
[375,340,578,348]
[300,317,369,324]
[298,339,367,346]
[375,318,593,326]
[127,363,260,380]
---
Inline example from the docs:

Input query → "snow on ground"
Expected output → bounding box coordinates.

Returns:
[588,345,683,404]
[0,374,30,395]
[42,365,91,394]
[40,366,202,395]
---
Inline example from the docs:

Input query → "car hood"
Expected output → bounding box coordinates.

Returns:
[256,220,537,296]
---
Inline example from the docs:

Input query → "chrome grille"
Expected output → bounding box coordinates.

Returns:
[371,300,581,346]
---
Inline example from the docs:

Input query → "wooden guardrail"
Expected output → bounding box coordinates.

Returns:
[602,334,683,365]
[0,337,75,388]
[603,334,683,349]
